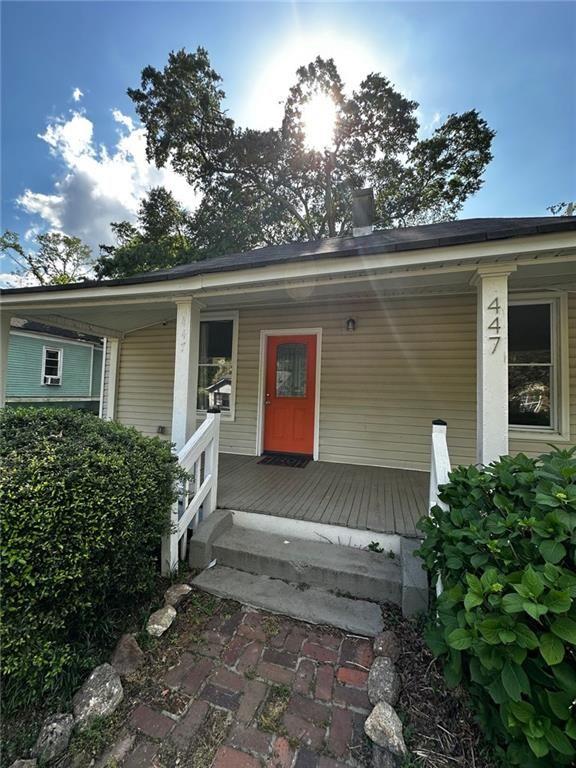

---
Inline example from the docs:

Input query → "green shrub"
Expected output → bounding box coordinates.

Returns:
[0,408,178,712]
[418,448,576,767]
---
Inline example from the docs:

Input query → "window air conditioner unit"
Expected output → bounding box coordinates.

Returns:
[44,375,61,385]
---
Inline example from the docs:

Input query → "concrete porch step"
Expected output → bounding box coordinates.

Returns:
[192,565,384,637]
[212,526,402,605]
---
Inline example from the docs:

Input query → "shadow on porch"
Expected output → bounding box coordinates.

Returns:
[217,453,429,537]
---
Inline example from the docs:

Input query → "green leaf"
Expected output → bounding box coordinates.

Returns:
[547,691,573,720]
[487,676,507,704]
[543,589,572,614]
[464,591,484,611]
[522,566,544,598]
[498,630,516,644]
[465,573,483,593]
[540,632,565,665]
[539,539,567,564]
[527,736,549,758]
[501,661,529,702]
[514,623,539,650]
[446,555,463,570]
[447,628,473,650]
[509,700,535,723]
[551,617,576,645]
[502,593,525,613]
[545,725,575,756]
[552,662,576,697]
[523,601,548,621]
[566,718,576,741]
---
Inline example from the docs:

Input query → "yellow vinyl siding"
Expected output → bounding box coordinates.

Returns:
[109,293,574,471]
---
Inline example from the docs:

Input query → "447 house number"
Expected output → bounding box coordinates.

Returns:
[488,297,502,353]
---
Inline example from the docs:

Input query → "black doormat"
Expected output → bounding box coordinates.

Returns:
[258,453,311,469]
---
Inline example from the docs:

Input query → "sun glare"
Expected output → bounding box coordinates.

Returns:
[301,93,337,152]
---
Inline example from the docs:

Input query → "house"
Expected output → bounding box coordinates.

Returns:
[1,210,575,628]
[4,318,103,413]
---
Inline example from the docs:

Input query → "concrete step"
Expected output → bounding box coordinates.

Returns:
[212,526,402,605]
[193,566,384,637]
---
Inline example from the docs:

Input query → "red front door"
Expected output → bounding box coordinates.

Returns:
[263,335,317,456]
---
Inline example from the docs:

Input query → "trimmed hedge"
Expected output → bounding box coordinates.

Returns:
[418,448,576,767]
[0,408,179,711]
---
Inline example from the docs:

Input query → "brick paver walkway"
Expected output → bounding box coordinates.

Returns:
[121,606,374,767]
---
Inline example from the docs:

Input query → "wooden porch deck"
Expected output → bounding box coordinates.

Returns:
[217,454,429,536]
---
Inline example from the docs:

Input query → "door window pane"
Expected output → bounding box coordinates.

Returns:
[509,365,551,427]
[276,343,307,397]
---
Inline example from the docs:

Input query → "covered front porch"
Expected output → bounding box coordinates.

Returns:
[218,453,428,536]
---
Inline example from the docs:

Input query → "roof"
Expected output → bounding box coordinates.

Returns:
[10,317,103,345]
[2,216,575,296]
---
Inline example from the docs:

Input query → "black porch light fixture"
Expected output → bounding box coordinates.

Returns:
[346,317,357,332]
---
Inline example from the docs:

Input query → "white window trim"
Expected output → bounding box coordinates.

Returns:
[508,292,570,441]
[196,311,239,422]
[256,328,323,461]
[41,346,63,386]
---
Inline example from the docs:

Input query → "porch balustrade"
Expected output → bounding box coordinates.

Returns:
[161,409,221,575]
[429,419,451,596]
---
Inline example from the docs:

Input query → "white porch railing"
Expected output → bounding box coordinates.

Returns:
[429,419,451,596]
[161,410,221,575]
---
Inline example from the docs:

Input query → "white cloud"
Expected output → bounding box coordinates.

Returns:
[17,109,200,255]
[72,87,84,102]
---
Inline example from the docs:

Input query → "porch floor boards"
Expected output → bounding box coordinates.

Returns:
[217,453,428,536]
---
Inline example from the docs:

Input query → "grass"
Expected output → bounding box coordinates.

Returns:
[258,684,291,734]
[187,707,231,767]
[262,616,281,639]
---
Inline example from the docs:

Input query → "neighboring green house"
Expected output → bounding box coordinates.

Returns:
[6,318,103,412]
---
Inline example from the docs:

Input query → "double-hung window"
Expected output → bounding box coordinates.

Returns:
[508,298,566,434]
[197,314,238,417]
[42,347,63,385]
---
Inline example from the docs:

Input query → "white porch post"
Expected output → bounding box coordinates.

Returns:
[0,311,12,408]
[104,337,120,420]
[170,299,201,451]
[472,265,516,465]
[162,298,200,574]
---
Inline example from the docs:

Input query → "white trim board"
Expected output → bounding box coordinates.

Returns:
[255,328,322,461]
[230,509,403,555]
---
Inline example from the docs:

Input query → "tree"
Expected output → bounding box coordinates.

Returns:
[129,48,495,240]
[0,230,92,285]
[96,187,194,279]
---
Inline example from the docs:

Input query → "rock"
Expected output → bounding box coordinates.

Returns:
[9,761,38,768]
[111,634,144,677]
[72,663,123,730]
[32,713,74,764]
[147,605,177,637]
[364,701,407,756]
[373,630,401,662]
[164,583,192,607]
[372,744,398,768]
[368,656,401,706]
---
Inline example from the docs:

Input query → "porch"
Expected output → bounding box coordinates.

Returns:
[218,453,428,537]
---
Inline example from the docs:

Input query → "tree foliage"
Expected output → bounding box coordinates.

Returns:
[96,187,192,278]
[97,47,495,278]
[0,230,92,285]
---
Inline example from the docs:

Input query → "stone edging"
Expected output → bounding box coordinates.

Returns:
[363,629,406,767]
[9,583,192,768]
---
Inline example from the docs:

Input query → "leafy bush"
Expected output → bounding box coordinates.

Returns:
[418,448,576,767]
[0,408,178,712]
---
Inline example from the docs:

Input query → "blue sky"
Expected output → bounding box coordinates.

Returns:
[1,1,575,282]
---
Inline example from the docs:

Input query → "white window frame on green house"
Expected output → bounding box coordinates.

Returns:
[41,345,63,386]
[508,292,570,441]
[196,311,239,421]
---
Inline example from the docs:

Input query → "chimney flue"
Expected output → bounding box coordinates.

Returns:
[351,188,375,236]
